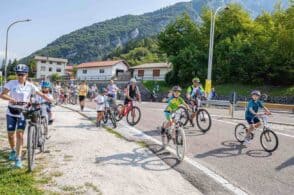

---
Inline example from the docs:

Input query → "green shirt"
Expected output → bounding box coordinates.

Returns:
[165,96,185,112]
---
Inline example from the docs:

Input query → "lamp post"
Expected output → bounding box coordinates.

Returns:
[205,6,228,94]
[4,19,31,83]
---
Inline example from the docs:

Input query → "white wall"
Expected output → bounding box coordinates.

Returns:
[133,68,170,81]
[112,62,129,76]
[36,61,66,79]
[77,67,113,80]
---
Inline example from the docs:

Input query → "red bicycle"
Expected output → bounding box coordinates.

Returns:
[116,100,141,126]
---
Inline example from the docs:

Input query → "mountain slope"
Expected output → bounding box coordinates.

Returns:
[23,0,289,64]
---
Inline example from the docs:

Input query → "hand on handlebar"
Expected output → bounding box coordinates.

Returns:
[9,99,17,104]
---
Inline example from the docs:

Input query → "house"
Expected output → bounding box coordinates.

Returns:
[131,62,171,81]
[76,60,129,80]
[65,65,75,79]
[34,56,68,79]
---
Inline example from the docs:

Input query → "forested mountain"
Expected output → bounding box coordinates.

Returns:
[22,0,289,64]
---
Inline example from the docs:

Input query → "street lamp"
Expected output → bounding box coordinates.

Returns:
[4,19,32,83]
[205,6,228,94]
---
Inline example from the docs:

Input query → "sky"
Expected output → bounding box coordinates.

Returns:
[0,0,189,63]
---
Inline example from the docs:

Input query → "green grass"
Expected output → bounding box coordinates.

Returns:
[214,84,294,96]
[0,150,43,195]
[142,81,171,93]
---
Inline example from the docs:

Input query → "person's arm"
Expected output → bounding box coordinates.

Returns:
[36,91,53,102]
[0,88,17,103]
[136,86,141,102]
[263,106,271,115]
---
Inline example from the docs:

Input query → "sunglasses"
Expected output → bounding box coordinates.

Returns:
[17,74,25,77]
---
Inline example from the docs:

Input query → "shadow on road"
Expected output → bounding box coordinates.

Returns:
[275,156,294,171]
[95,147,179,171]
[195,140,273,159]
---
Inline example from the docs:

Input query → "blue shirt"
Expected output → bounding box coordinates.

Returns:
[245,99,264,119]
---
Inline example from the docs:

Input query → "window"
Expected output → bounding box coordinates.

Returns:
[49,61,53,64]
[41,75,46,79]
[82,69,87,74]
[138,69,144,77]
[41,66,46,71]
[41,60,46,63]
[153,69,160,77]
[99,69,105,73]
[49,67,53,72]
[56,68,62,73]
[57,62,62,65]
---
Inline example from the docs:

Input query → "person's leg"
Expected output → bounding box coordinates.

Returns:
[16,131,24,159]
[6,115,17,160]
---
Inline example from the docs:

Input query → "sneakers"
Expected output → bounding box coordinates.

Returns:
[15,157,23,169]
[244,135,251,145]
[8,150,16,161]
[96,121,101,127]
[48,120,53,125]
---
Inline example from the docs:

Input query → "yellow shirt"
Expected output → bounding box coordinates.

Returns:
[78,85,88,96]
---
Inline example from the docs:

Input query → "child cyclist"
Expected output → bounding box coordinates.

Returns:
[37,81,54,125]
[161,86,190,135]
[245,90,271,144]
[94,88,106,127]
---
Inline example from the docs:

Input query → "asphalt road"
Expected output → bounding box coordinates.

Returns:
[84,100,294,195]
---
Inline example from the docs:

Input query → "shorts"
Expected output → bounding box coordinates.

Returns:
[164,111,172,121]
[97,111,104,113]
[246,117,260,125]
[96,104,105,112]
[124,98,134,105]
[6,115,26,132]
[79,96,86,102]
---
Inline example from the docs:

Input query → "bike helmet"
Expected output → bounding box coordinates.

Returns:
[172,85,182,92]
[251,90,261,96]
[41,81,51,88]
[192,77,200,82]
[130,78,136,83]
[15,64,29,74]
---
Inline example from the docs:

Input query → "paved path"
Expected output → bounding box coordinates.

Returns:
[83,100,294,195]
[34,103,201,194]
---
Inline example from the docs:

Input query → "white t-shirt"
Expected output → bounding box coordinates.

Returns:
[36,93,53,103]
[94,95,105,111]
[4,80,39,117]
[107,84,119,97]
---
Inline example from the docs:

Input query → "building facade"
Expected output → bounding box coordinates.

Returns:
[76,60,129,80]
[34,56,68,79]
[132,63,171,81]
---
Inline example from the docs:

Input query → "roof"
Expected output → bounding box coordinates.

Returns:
[34,55,68,63]
[65,66,73,70]
[131,63,171,69]
[77,60,128,69]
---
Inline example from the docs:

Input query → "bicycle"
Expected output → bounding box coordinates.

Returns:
[178,97,212,132]
[234,114,279,152]
[161,111,187,161]
[116,99,141,126]
[103,97,117,128]
[69,90,78,105]
[16,102,47,171]
[40,102,52,140]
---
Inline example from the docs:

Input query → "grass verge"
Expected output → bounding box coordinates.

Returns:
[0,150,43,194]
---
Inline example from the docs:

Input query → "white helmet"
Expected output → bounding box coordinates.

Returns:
[130,78,136,83]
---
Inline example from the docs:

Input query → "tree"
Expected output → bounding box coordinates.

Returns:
[50,73,61,82]
[6,59,18,77]
[27,59,37,78]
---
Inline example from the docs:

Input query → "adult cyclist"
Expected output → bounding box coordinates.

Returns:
[0,64,52,168]
[120,78,141,115]
[186,77,205,126]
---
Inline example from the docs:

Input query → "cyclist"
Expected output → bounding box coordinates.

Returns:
[120,78,141,115]
[161,86,190,136]
[0,64,52,168]
[186,77,205,126]
[78,81,89,111]
[244,90,271,144]
[37,81,54,125]
[106,80,120,108]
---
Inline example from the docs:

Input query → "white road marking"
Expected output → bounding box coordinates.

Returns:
[117,120,248,195]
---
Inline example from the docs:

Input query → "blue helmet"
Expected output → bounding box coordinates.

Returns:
[15,64,29,73]
[41,81,51,88]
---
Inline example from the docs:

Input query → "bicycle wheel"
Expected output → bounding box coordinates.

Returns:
[260,129,279,152]
[175,126,186,161]
[27,125,36,172]
[126,106,141,126]
[196,109,212,132]
[234,123,247,143]
[103,111,109,124]
[110,112,117,128]
[115,104,124,121]
[177,106,189,126]
[40,118,47,152]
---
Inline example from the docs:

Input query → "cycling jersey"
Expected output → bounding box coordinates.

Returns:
[187,85,204,98]
[245,99,264,119]
[165,96,185,113]
[78,85,88,96]
[4,80,39,117]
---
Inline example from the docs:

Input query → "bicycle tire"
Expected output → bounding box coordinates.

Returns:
[234,123,247,143]
[126,106,141,126]
[110,112,117,128]
[260,129,279,152]
[176,126,186,161]
[115,104,124,121]
[27,125,36,172]
[40,118,47,152]
[103,111,109,124]
[177,106,189,127]
[196,109,212,132]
